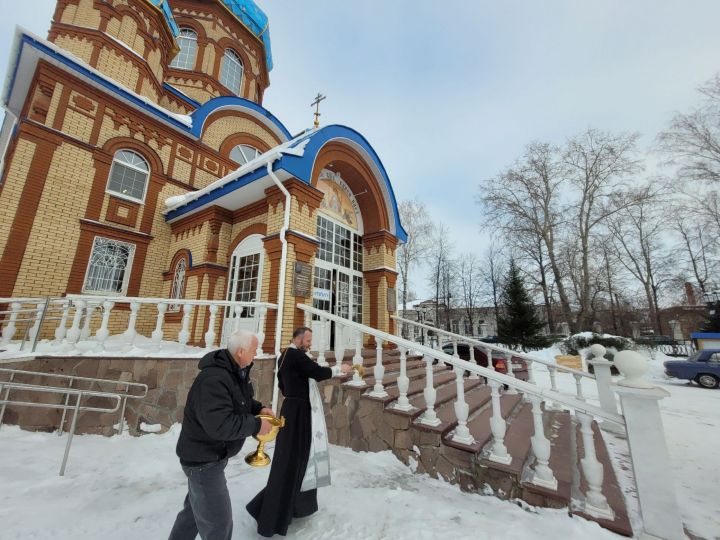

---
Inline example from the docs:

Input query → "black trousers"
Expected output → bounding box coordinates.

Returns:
[169,459,232,540]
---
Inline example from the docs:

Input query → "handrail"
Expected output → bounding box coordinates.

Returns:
[0,368,148,398]
[300,305,622,424]
[63,294,278,308]
[392,315,594,380]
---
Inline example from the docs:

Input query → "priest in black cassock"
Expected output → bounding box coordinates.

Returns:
[246,326,351,537]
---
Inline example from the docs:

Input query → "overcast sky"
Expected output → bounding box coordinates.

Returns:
[2,1,720,298]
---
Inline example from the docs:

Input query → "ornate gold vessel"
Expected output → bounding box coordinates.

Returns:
[245,414,285,467]
[352,363,365,377]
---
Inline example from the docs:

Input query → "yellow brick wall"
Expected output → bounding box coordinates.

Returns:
[44,82,64,128]
[61,108,94,142]
[140,77,160,104]
[0,139,36,258]
[12,144,95,297]
[202,45,216,75]
[52,35,94,64]
[96,48,140,93]
[201,116,277,152]
[171,157,193,185]
[165,79,218,104]
[61,0,101,28]
[193,168,221,188]
[364,244,396,271]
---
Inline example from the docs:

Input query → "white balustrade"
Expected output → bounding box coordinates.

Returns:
[54,301,70,342]
[484,347,495,371]
[1,302,21,344]
[317,317,328,367]
[452,339,459,357]
[529,394,557,490]
[178,303,193,349]
[504,352,517,395]
[255,306,267,356]
[573,373,585,402]
[488,378,512,464]
[95,301,114,350]
[468,345,479,380]
[205,304,218,349]
[151,302,167,350]
[587,344,618,417]
[334,323,346,365]
[577,411,613,519]
[393,346,412,411]
[65,300,85,347]
[80,303,96,340]
[232,305,242,333]
[28,302,44,343]
[525,358,535,384]
[368,338,387,398]
[451,365,474,444]
[123,301,140,345]
[353,328,363,364]
[418,354,441,426]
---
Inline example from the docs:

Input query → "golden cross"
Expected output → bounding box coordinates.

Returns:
[311,92,326,129]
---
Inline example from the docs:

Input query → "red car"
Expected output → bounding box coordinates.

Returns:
[441,343,529,381]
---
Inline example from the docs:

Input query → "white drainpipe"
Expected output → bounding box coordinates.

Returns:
[266,158,291,413]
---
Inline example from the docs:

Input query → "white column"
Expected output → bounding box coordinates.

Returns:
[576,411,614,520]
[333,323,346,366]
[451,365,474,444]
[178,303,193,349]
[614,351,685,540]
[529,394,557,490]
[484,347,496,371]
[54,301,70,342]
[123,301,140,345]
[205,304,218,349]
[488,378,512,464]
[393,346,412,411]
[419,354,441,426]
[525,358,535,384]
[317,317,328,367]
[468,345,479,380]
[1,302,21,344]
[573,373,586,401]
[95,301,114,350]
[504,352,517,395]
[353,328,363,364]
[255,306,267,356]
[587,344,618,417]
[548,365,558,392]
[151,302,168,350]
[452,339,459,357]
[66,300,85,347]
[368,338,387,398]
[80,303,95,340]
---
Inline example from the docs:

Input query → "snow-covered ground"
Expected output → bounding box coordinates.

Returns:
[0,347,717,539]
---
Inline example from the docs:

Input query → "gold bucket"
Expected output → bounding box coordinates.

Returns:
[245,414,285,467]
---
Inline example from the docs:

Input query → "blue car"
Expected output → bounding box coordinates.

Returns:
[664,349,720,389]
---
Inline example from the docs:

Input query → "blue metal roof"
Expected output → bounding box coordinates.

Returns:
[147,0,181,37]
[218,0,273,71]
[691,333,720,339]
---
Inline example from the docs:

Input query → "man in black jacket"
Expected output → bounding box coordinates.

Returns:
[169,329,272,540]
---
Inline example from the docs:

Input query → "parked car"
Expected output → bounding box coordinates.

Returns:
[664,349,720,389]
[441,343,529,381]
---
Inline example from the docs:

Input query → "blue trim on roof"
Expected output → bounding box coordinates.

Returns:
[219,0,273,71]
[166,164,270,221]
[190,96,291,140]
[147,0,180,37]
[162,82,201,109]
[691,333,720,339]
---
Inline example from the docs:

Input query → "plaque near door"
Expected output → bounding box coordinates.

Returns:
[292,261,312,297]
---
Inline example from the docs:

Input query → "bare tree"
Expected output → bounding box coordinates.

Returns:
[563,128,642,330]
[673,212,716,294]
[397,199,433,323]
[510,230,555,333]
[457,253,483,334]
[478,242,507,331]
[426,223,454,330]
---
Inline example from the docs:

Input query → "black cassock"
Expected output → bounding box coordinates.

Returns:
[246,346,333,537]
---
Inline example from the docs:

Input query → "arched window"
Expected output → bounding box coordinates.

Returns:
[169,257,187,311]
[170,28,198,70]
[230,144,260,165]
[220,48,243,95]
[106,150,150,203]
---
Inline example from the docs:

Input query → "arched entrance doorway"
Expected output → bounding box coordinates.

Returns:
[222,233,265,344]
[311,169,363,350]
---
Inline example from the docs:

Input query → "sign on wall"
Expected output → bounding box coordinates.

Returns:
[387,287,396,312]
[292,261,313,297]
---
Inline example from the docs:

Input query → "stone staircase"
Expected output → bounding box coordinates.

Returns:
[319,348,632,537]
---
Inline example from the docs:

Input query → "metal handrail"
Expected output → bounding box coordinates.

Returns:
[0,381,121,475]
[300,304,623,424]
[392,315,594,380]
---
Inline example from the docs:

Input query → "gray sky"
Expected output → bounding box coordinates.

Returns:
[2,1,720,298]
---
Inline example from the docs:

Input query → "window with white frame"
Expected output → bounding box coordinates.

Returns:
[83,237,135,294]
[220,48,243,95]
[169,257,187,311]
[170,28,198,70]
[106,150,150,203]
[226,252,260,318]
[230,144,260,165]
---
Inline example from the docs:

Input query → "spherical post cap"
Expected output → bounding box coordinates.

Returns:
[615,350,654,389]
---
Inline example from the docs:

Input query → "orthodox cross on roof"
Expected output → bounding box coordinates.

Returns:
[311,92,326,129]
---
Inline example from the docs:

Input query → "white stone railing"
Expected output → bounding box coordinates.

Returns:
[391,315,619,417]
[0,296,276,357]
[301,305,684,540]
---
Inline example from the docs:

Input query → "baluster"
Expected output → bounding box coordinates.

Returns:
[123,301,140,345]
[485,347,496,371]
[369,338,387,398]
[80,303,96,340]
[393,346,412,411]
[574,373,585,401]
[232,304,242,333]
[529,395,557,489]
[95,301,114,350]
[1,302,21,344]
[504,352,517,395]
[205,304,218,349]
[451,365,474,443]
[452,339,459,357]
[576,412,614,519]
[353,328,363,364]
[488,379,512,464]
[54,301,70,342]
[419,354,441,425]
[256,306,267,356]
[151,302,168,350]
[66,300,85,347]
[468,344,479,380]
[525,358,535,384]
[178,303,193,349]
[548,365,558,392]
[317,317,328,366]
[587,344,618,417]
[333,323,346,367]
[28,302,44,343]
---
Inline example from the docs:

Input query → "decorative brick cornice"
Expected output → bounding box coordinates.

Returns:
[363,230,398,252]
[265,178,324,211]
[79,218,153,245]
[232,200,268,224]
[364,267,398,286]
[170,205,233,235]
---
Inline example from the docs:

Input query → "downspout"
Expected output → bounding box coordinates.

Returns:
[0,108,18,183]
[266,158,290,413]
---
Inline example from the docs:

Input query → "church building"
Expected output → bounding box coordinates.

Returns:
[0,0,406,351]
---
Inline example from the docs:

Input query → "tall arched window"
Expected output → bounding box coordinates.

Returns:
[230,144,260,165]
[220,48,243,95]
[170,28,198,70]
[169,257,187,311]
[106,150,150,203]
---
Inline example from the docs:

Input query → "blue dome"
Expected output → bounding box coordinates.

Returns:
[217,0,273,71]
[147,0,181,37]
